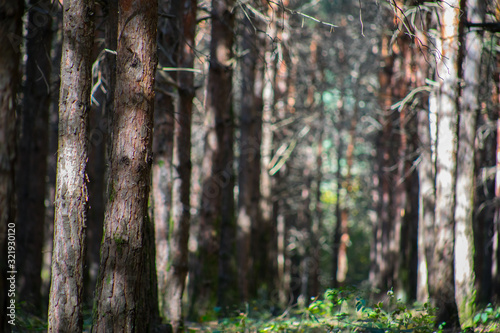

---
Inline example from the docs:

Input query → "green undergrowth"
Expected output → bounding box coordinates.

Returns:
[189,288,500,333]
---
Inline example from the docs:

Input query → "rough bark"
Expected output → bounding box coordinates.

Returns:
[454,0,483,325]
[429,0,461,328]
[91,0,158,331]
[166,0,197,330]
[16,0,53,313]
[0,0,23,331]
[48,0,95,331]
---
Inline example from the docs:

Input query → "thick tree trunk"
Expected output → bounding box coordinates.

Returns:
[166,0,197,330]
[48,0,95,331]
[0,1,23,331]
[454,0,483,325]
[92,0,158,331]
[16,0,53,314]
[429,0,461,328]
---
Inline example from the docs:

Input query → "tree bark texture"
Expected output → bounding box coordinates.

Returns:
[0,0,23,331]
[92,0,158,331]
[429,0,461,328]
[48,0,95,331]
[167,0,197,330]
[17,0,53,313]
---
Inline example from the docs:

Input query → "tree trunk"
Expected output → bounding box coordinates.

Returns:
[371,31,396,292]
[414,13,433,303]
[260,0,279,304]
[429,0,461,328]
[214,0,237,312]
[193,0,236,315]
[332,103,344,288]
[48,0,95,331]
[237,1,265,302]
[16,0,53,314]
[92,0,158,330]
[154,0,176,320]
[0,1,23,331]
[454,0,483,325]
[166,0,197,330]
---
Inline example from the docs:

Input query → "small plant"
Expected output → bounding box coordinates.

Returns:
[207,287,438,332]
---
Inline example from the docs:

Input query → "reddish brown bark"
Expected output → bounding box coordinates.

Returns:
[48,0,95,331]
[92,0,158,331]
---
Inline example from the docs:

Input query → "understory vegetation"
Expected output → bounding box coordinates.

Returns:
[14,288,500,332]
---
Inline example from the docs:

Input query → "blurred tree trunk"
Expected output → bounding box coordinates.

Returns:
[260,0,279,304]
[414,11,433,303]
[195,0,236,315]
[214,0,237,312]
[0,1,23,331]
[370,30,396,292]
[42,9,63,304]
[48,0,95,331]
[391,28,410,300]
[237,1,265,303]
[166,0,197,330]
[308,35,324,299]
[332,101,344,289]
[17,0,53,314]
[454,0,483,325]
[92,0,158,330]
[84,2,108,306]
[428,0,461,329]
[84,0,117,305]
[154,0,176,320]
